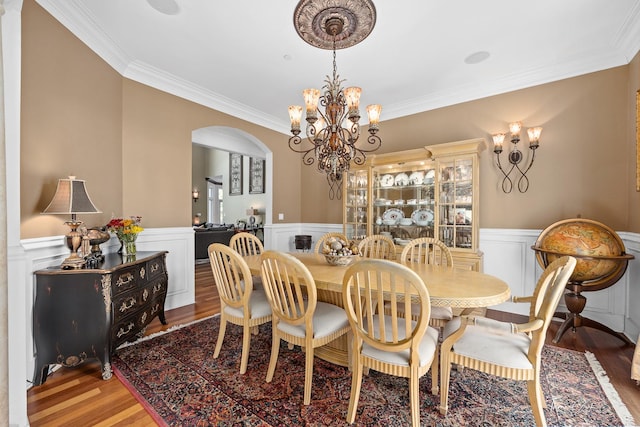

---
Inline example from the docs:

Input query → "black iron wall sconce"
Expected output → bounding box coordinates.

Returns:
[492,121,542,193]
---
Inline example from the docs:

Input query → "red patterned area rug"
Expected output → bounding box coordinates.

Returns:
[113,315,633,426]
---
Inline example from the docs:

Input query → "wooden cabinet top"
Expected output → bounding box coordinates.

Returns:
[34,251,168,276]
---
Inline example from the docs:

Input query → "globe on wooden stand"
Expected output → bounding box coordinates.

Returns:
[532,218,634,345]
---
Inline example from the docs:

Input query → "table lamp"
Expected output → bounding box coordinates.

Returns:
[42,176,101,269]
[246,207,260,225]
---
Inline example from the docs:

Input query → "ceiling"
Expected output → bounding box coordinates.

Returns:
[36,0,640,135]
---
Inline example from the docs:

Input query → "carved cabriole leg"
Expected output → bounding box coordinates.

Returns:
[102,362,113,380]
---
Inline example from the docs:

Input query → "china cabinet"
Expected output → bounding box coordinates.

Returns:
[343,138,485,271]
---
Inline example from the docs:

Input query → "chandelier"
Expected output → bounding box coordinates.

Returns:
[288,0,382,200]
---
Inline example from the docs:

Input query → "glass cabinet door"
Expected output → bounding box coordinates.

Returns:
[371,161,436,242]
[438,157,473,249]
[343,169,369,240]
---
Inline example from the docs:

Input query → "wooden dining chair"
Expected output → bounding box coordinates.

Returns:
[400,237,454,328]
[357,234,396,260]
[230,232,264,287]
[208,243,272,374]
[314,232,349,254]
[230,232,263,256]
[260,250,351,405]
[439,256,577,427]
[342,259,440,427]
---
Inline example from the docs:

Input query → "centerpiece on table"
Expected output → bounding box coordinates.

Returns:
[107,216,144,257]
[321,236,360,266]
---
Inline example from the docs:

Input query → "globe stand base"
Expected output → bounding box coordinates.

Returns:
[552,286,633,345]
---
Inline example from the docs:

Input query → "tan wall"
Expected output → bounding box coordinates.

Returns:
[627,51,640,233]
[20,0,301,238]
[21,0,640,236]
[21,0,123,238]
[301,66,634,231]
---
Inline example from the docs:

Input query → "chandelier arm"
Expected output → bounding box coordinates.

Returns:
[290,133,313,152]
[363,133,383,152]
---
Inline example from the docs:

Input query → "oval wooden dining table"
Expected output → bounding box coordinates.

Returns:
[243,252,510,367]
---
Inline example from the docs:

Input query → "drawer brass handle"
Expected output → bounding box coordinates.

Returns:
[119,297,137,312]
[151,262,160,273]
[117,322,135,338]
[140,266,146,279]
[153,283,163,293]
[142,288,149,301]
[116,272,134,288]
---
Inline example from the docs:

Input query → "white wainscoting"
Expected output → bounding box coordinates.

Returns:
[264,225,640,343]
[480,228,638,341]
[263,223,344,252]
[17,226,195,399]
[13,224,639,424]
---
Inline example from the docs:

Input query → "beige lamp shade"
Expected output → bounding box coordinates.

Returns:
[42,176,101,218]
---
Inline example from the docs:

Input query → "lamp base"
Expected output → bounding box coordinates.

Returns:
[61,254,86,269]
[62,220,86,269]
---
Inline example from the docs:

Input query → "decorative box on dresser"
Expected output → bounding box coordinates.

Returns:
[343,138,485,272]
[32,251,168,385]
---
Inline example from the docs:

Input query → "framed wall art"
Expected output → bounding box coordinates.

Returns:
[249,157,265,194]
[229,153,243,195]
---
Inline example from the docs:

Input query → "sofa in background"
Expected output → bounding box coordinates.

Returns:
[194,225,235,260]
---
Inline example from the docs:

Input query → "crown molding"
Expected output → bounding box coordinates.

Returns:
[614,1,640,62]
[123,61,290,135]
[34,0,640,133]
[383,48,629,122]
[35,0,291,135]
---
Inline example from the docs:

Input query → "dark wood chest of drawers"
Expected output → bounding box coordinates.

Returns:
[32,251,168,385]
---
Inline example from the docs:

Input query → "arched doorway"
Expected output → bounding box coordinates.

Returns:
[192,126,273,243]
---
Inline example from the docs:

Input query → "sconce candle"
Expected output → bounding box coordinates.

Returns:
[192,188,199,202]
[492,133,506,153]
[527,127,542,148]
[492,123,542,193]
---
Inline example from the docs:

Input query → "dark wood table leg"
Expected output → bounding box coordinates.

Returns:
[553,284,633,345]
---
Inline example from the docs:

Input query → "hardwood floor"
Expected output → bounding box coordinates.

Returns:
[27,262,640,426]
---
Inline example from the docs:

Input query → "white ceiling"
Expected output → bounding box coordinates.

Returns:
[36,0,640,135]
